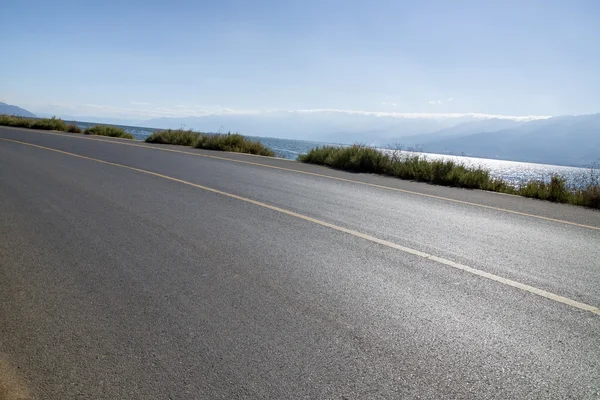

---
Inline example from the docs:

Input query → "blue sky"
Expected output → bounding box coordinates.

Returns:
[1,0,599,120]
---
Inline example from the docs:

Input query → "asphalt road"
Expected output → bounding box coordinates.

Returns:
[1,126,599,399]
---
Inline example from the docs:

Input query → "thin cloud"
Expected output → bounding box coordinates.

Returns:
[292,109,549,121]
[28,101,551,122]
[447,97,453,102]
[130,100,151,106]
[428,100,442,105]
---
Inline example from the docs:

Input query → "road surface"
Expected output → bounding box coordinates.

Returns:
[1,126,599,399]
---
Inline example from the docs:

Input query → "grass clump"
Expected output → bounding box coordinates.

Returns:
[0,115,34,128]
[299,145,507,190]
[515,177,600,208]
[145,129,275,157]
[0,114,137,140]
[571,185,600,209]
[299,144,600,209]
[0,115,70,131]
[30,116,68,131]
[66,123,82,133]
[196,132,275,156]
[0,115,83,135]
[84,125,134,139]
[145,129,200,146]
[0,114,133,138]
[517,176,570,203]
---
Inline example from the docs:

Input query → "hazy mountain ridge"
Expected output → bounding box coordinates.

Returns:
[141,112,466,143]
[0,102,37,117]
[421,114,600,166]
[399,119,526,147]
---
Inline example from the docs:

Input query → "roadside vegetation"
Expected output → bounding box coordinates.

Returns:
[517,175,600,209]
[66,123,83,133]
[83,125,134,139]
[298,145,600,209]
[144,128,200,146]
[145,129,275,157]
[0,115,80,132]
[0,114,137,139]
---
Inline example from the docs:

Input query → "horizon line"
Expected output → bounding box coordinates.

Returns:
[19,101,554,122]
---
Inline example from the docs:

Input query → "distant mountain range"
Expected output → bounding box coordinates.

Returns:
[420,114,600,166]
[400,118,525,147]
[140,112,464,143]
[4,101,599,167]
[0,102,37,117]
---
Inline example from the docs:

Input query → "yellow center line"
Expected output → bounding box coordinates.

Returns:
[3,128,600,232]
[2,137,599,316]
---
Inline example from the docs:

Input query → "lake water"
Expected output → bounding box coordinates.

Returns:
[73,121,597,188]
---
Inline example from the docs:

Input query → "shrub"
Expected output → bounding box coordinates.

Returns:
[0,115,33,128]
[297,146,335,165]
[145,130,275,157]
[578,185,600,209]
[517,176,569,203]
[145,129,200,146]
[30,117,68,131]
[196,133,275,156]
[66,123,82,133]
[84,125,134,139]
[299,145,497,189]
[0,115,79,132]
